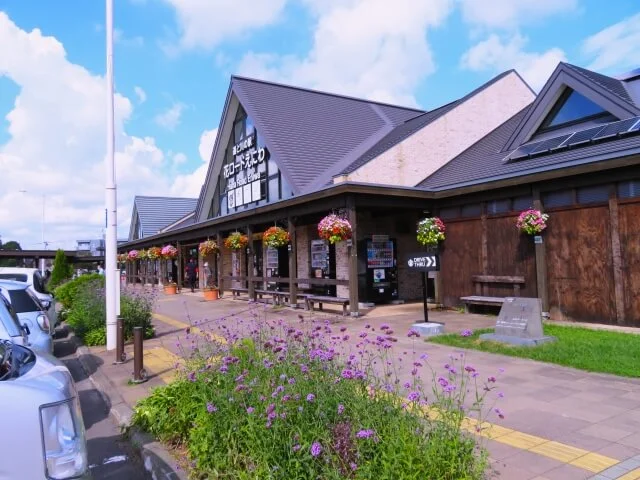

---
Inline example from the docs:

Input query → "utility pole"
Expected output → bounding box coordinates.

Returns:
[105,0,118,350]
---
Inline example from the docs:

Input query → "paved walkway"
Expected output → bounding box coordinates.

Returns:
[87,290,640,480]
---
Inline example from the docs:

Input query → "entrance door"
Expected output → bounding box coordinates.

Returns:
[277,246,289,290]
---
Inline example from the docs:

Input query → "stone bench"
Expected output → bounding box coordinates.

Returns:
[460,275,525,313]
[230,287,249,298]
[271,292,312,308]
[305,295,350,316]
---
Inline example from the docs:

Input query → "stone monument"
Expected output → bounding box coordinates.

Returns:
[479,297,556,346]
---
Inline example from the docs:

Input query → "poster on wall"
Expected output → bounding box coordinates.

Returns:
[243,184,252,206]
[235,188,243,207]
[252,181,261,202]
[228,190,235,208]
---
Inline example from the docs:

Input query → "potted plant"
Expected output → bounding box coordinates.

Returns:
[147,246,161,260]
[516,209,549,236]
[202,262,219,301]
[199,239,219,256]
[161,244,178,259]
[127,250,139,262]
[138,249,148,261]
[318,214,352,244]
[163,281,178,295]
[417,217,446,246]
[224,232,249,251]
[263,226,290,248]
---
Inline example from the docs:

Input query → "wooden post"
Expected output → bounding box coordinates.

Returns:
[346,196,359,316]
[216,232,224,296]
[247,225,255,301]
[481,202,488,275]
[288,217,298,308]
[532,189,549,313]
[176,241,183,291]
[609,186,626,325]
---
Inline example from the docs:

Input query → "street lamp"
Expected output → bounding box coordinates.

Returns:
[19,190,46,274]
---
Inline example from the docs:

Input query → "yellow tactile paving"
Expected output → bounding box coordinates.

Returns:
[142,346,181,383]
[530,441,588,463]
[494,430,547,450]
[570,452,620,473]
[152,312,227,344]
[618,467,640,480]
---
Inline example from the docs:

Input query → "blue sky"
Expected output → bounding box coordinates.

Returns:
[1,0,639,248]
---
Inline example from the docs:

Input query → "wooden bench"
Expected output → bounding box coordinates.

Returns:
[230,287,249,298]
[254,289,275,303]
[460,275,525,313]
[271,292,312,308]
[305,295,350,316]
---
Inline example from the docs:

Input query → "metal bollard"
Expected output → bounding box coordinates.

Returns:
[113,316,127,365]
[132,326,147,383]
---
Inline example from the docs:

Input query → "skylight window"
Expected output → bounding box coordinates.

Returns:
[540,89,608,131]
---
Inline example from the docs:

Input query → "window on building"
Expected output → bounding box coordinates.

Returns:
[576,185,609,204]
[460,204,481,218]
[539,89,609,132]
[487,199,511,215]
[512,195,534,211]
[542,190,573,208]
[438,207,459,220]
[618,180,640,199]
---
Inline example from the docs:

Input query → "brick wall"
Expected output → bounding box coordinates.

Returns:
[296,225,312,289]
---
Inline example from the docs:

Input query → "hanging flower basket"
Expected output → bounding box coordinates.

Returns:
[147,247,161,260]
[117,254,127,264]
[224,232,249,251]
[318,214,352,244]
[263,226,290,248]
[199,239,219,256]
[516,209,549,235]
[137,249,148,260]
[161,245,178,259]
[127,250,139,261]
[417,217,446,246]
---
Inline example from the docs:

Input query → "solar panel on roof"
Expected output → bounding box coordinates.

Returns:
[508,141,543,161]
[565,125,606,146]
[529,134,573,155]
[592,117,640,141]
[630,118,640,132]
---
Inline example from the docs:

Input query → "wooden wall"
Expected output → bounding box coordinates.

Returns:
[618,202,640,326]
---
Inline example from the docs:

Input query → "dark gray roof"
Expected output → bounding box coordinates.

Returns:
[565,63,635,105]
[419,107,640,190]
[161,212,195,232]
[232,76,424,193]
[133,196,197,237]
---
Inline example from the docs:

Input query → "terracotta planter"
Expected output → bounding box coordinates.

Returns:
[164,284,178,295]
[203,289,219,301]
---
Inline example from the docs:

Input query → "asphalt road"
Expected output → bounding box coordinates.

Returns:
[54,331,149,480]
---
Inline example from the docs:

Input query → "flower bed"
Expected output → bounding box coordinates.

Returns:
[132,314,498,478]
[263,226,290,248]
[417,217,446,246]
[199,239,219,256]
[224,232,249,251]
[516,209,549,235]
[318,214,352,244]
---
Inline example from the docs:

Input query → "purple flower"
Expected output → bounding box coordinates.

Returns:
[206,403,217,413]
[310,442,322,457]
[380,323,390,330]
[337,404,345,415]
[494,408,505,419]
[407,329,420,338]
[341,369,355,379]
[404,381,411,389]
[461,329,473,337]
[407,391,420,402]
[356,429,375,439]
[464,365,476,373]
[188,372,196,382]
[438,376,449,388]
[247,407,255,414]
[350,462,357,471]
[306,393,316,402]
[488,376,497,383]
[497,392,504,398]
[293,444,301,452]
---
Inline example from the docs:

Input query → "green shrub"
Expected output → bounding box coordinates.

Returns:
[49,249,74,290]
[54,274,104,310]
[84,328,107,346]
[132,317,494,479]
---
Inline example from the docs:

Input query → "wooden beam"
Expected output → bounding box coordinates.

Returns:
[608,186,626,325]
[481,202,488,275]
[246,225,255,301]
[288,217,298,308]
[346,196,359,316]
[532,189,549,313]
[176,241,183,290]
[216,232,223,295]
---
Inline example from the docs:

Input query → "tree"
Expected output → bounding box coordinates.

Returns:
[0,240,23,267]
[49,249,73,289]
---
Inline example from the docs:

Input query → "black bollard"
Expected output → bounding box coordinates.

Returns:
[113,316,126,365]
[132,326,147,383]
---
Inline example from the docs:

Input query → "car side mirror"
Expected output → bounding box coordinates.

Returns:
[41,300,51,310]
[22,324,30,336]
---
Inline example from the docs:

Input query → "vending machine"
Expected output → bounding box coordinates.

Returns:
[265,246,289,291]
[360,236,398,303]
[310,239,336,296]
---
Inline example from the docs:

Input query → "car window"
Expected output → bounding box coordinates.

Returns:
[32,271,48,294]
[0,295,23,337]
[0,273,28,282]
[8,289,40,314]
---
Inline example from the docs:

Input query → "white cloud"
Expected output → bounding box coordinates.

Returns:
[459,0,578,30]
[170,128,218,197]
[154,102,185,130]
[237,0,454,106]
[460,33,566,91]
[583,13,640,72]
[134,86,147,104]
[113,28,144,47]
[162,0,288,51]
[0,12,203,248]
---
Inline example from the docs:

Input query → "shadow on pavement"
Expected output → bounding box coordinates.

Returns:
[87,434,149,480]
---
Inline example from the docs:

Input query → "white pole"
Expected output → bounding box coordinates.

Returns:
[105,0,117,350]
[41,194,45,275]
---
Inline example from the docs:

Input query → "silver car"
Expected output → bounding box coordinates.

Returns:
[0,267,59,327]
[0,281,53,354]
[0,339,89,479]
[0,290,29,347]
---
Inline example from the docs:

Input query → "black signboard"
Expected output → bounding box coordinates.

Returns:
[406,252,440,272]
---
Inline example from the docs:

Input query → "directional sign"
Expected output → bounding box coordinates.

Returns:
[407,252,440,272]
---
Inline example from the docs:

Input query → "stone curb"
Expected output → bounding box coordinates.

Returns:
[75,345,187,480]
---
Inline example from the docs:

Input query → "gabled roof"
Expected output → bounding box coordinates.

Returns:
[159,211,196,233]
[131,196,197,238]
[504,62,640,151]
[230,76,424,193]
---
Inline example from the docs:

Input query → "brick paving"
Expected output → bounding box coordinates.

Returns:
[84,289,640,479]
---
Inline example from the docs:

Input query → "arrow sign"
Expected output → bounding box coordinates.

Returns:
[407,252,440,272]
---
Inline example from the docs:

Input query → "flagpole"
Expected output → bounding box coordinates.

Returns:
[105,0,118,350]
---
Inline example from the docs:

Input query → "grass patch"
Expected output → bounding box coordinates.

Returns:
[429,324,640,378]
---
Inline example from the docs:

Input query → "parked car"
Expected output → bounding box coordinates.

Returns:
[0,267,58,326]
[0,281,53,354]
[0,339,89,479]
[0,289,29,348]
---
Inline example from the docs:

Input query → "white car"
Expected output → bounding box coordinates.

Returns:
[0,267,58,326]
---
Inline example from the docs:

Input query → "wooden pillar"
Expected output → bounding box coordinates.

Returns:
[480,202,488,275]
[216,232,224,295]
[288,217,298,307]
[609,186,626,325]
[176,241,183,290]
[347,196,360,316]
[247,225,255,301]
[532,189,549,313]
